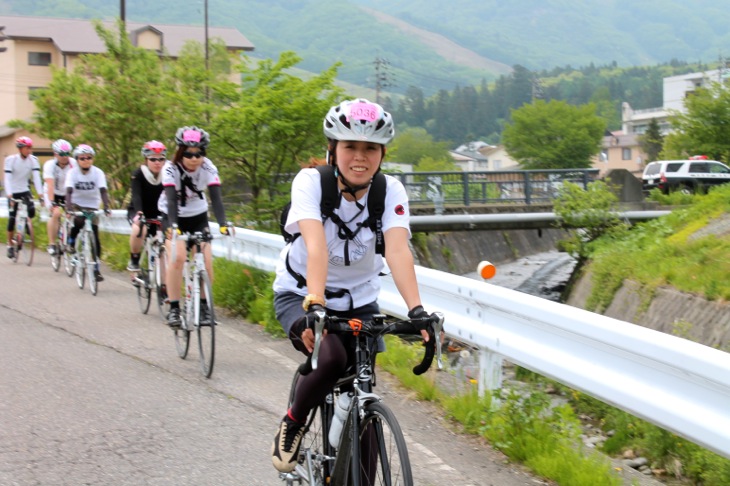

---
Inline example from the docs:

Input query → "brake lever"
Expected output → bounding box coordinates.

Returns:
[432,312,445,370]
[310,309,327,370]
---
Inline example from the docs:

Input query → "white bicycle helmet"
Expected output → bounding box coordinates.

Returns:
[52,139,73,156]
[323,99,395,145]
[141,140,167,158]
[174,126,210,149]
[73,144,96,157]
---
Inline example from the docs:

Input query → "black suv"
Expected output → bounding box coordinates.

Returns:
[642,158,730,195]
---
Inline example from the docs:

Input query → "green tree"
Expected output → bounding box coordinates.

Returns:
[638,117,664,162]
[387,127,451,166]
[10,20,235,204]
[553,180,626,262]
[415,156,459,172]
[662,82,730,162]
[208,51,342,228]
[502,100,606,169]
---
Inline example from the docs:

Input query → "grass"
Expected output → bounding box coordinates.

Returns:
[585,184,730,312]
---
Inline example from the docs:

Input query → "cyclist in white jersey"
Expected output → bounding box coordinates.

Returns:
[4,136,42,259]
[64,144,111,282]
[159,126,231,328]
[44,139,75,255]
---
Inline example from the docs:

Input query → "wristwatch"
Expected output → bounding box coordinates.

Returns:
[302,294,326,312]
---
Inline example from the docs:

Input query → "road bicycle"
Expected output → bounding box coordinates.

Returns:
[280,310,444,486]
[131,216,168,317]
[171,228,227,378]
[49,204,73,275]
[69,210,103,296]
[9,198,35,266]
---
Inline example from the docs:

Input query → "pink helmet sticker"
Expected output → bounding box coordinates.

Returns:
[347,102,379,123]
[182,130,202,143]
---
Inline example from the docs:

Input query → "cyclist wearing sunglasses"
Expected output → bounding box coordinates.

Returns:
[126,140,167,271]
[158,126,231,328]
[5,136,42,259]
[65,144,112,282]
[44,139,75,256]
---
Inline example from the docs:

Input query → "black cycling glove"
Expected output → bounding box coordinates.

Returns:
[407,305,429,320]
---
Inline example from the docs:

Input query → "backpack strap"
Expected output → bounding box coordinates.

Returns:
[366,171,386,256]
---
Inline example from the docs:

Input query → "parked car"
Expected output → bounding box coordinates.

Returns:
[642,157,730,195]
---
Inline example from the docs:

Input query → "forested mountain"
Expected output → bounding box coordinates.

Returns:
[2,0,727,145]
[4,0,730,96]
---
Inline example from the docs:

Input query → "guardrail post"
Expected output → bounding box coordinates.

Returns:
[523,172,531,205]
[478,348,503,396]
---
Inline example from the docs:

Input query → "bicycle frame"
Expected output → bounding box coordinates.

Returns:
[283,313,444,486]
[13,199,29,236]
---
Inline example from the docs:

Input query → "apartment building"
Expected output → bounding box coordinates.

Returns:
[0,15,254,160]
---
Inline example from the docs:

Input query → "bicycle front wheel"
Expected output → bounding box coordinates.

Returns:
[22,222,34,267]
[136,251,152,314]
[351,402,413,486]
[12,232,21,263]
[197,271,215,378]
[87,234,98,296]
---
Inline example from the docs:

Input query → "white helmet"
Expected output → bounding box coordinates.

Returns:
[73,144,96,157]
[323,99,395,145]
[174,126,210,149]
[52,139,73,156]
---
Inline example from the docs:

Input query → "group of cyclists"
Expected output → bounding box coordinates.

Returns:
[3,126,231,326]
[4,99,439,481]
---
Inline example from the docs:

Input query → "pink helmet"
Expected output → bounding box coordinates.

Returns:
[141,140,167,158]
[15,136,33,148]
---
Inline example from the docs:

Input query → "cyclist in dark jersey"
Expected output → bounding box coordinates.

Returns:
[126,140,166,271]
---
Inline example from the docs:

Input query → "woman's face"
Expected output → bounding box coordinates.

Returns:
[334,140,384,187]
[76,154,94,170]
[180,148,204,171]
[146,156,166,174]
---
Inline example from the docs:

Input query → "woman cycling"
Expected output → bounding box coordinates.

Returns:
[44,139,75,256]
[270,99,432,474]
[5,136,42,259]
[126,140,167,272]
[159,126,230,328]
[65,144,111,282]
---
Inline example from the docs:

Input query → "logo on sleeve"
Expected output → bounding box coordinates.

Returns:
[394,204,405,215]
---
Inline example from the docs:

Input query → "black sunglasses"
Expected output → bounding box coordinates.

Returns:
[77,156,94,161]
[183,151,203,159]
[147,157,165,162]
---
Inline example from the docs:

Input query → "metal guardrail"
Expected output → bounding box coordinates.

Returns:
[4,205,730,460]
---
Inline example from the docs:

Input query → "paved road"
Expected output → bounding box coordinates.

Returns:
[0,253,544,486]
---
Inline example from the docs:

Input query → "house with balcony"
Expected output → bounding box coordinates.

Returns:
[0,15,254,159]
[449,141,519,171]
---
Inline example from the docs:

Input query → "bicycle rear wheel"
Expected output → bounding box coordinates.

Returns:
[197,271,215,378]
[156,246,170,322]
[12,232,21,263]
[174,310,191,359]
[22,222,34,266]
[136,252,152,314]
[354,402,412,486]
[87,234,98,296]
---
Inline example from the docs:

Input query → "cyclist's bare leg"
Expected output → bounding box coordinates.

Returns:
[165,238,186,302]
[47,206,63,245]
[129,219,146,254]
[201,242,213,299]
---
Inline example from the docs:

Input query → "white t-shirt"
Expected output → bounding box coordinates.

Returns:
[158,159,221,218]
[4,153,42,196]
[43,158,75,196]
[273,168,411,311]
[65,166,107,209]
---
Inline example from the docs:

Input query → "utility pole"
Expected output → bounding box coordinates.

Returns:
[373,57,392,105]
[204,0,210,122]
